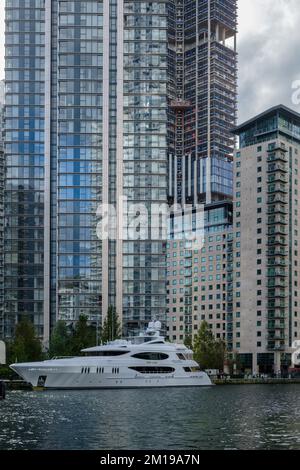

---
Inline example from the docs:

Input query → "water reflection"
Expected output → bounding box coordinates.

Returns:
[0,385,299,450]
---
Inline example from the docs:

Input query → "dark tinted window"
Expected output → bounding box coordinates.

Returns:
[176,353,186,360]
[184,366,200,373]
[84,350,128,357]
[129,367,175,374]
[131,352,169,360]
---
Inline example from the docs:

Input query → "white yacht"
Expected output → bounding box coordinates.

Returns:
[10,322,212,389]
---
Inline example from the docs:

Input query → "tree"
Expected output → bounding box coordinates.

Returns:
[69,315,96,355]
[100,306,121,344]
[49,320,71,358]
[8,319,43,363]
[193,321,226,370]
[184,335,193,349]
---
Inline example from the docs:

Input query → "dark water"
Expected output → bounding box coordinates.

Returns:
[0,385,299,450]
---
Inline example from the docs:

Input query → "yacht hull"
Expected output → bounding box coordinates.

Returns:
[10,365,212,389]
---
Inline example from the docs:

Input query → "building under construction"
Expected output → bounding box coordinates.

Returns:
[166,0,238,344]
[168,0,238,206]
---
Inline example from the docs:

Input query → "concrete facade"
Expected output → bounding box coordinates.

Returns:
[232,105,300,373]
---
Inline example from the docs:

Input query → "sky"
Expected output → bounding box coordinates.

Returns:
[0,0,300,122]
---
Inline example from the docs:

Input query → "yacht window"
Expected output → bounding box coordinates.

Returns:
[129,366,175,374]
[131,352,169,361]
[176,353,186,360]
[84,350,129,357]
[184,366,200,372]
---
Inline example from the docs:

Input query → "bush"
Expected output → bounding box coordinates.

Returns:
[0,365,18,380]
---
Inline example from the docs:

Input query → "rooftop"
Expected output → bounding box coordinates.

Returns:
[233,104,300,135]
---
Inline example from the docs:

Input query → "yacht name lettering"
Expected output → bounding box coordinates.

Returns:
[100,455,135,468]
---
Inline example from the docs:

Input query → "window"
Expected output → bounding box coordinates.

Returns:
[176,353,186,360]
[85,350,128,357]
[131,352,169,361]
[129,367,175,374]
[183,366,201,373]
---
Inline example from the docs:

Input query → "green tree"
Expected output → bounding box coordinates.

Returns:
[184,335,193,349]
[69,315,96,355]
[49,320,71,358]
[100,306,121,344]
[8,319,43,363]
[193,321,225,370]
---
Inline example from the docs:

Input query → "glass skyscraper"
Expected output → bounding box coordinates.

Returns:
[4,0,237,343]
[4,0,168,342]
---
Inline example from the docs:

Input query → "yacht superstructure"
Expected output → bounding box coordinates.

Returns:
[10,322,212,389]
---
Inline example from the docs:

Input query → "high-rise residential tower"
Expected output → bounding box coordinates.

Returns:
[0,80,4,338]
[232,105,300,374]
[4,0,168,342]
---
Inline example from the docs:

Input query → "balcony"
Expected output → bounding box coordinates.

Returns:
[267,236,288,247]
[268,303,287,311]
[268,322,286,330]
[267,205,288,215]
[268,228,286,237]
[267,216,288,226]
[267,333,287,341]
[267,269,287,278]
[267,148,288,161]
[267,185,288,195]
[267,248,287,256]
[267,163,288,174]
[268,173,288,184]
[267,343,286,351]
[268,312,287,320]
[267,258,287,267]
[184,269,192,277]
[267,195,288,204]
[268,289,287,299]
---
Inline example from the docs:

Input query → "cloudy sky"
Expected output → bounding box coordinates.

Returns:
[0,0,300,122]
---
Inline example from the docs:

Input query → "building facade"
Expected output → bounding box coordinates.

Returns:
[4,0,168,341]
[167,0,237,206]
[232,105,300,374]
[0,80,4,338]
[166,0,237,346]
[167,201,233,343]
